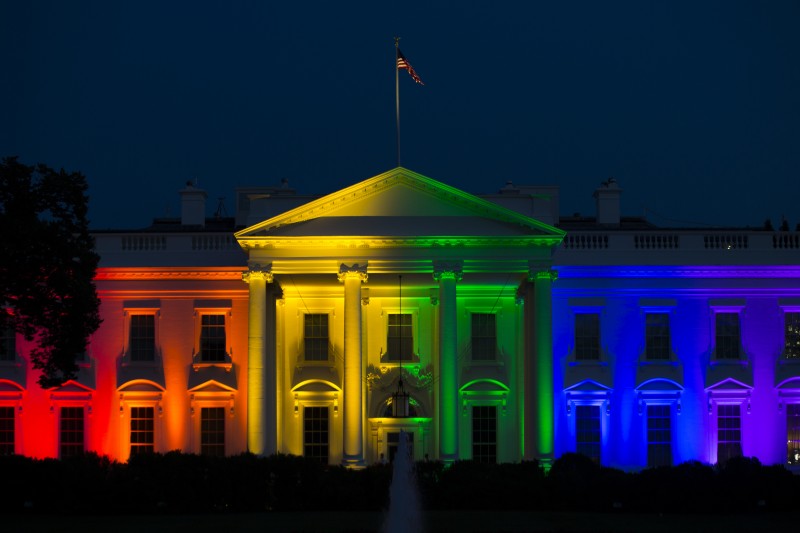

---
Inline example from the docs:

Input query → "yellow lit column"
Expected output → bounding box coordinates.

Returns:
[530,265,557,467]
[434,260,462,464]
[242,262,273,456]
[339,263,367,468]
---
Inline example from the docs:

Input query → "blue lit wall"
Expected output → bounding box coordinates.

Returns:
[551,266,800,470]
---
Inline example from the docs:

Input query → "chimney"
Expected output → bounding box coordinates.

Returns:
[180,181,207,227]
[594,178,622,226]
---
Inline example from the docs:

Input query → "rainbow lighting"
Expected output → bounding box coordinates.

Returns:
[2,168,799,473]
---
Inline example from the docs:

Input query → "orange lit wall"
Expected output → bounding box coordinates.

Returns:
[6,267,249,461]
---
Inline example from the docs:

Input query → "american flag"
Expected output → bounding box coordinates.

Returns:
[397,49,424,85]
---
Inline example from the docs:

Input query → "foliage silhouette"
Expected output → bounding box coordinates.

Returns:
[0,157,101,387]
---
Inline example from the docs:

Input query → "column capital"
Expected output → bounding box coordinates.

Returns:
[528,265,557,282]
[433,260,463,282]
[242,262,273,284]
[338,263,368,283]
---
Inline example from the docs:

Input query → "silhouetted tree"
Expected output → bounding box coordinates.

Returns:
[0,157,101,387]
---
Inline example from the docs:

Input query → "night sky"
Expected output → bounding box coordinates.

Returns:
[2,1,799,230]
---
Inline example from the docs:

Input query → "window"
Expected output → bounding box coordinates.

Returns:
[645,313,670,361]
[785,312,800,360]
[387,314,413,361]
[715,313,741,360]
[130,407,154,455]
[303,314,329,361]
[303,406,329,464]
[0,406,14,455]
[788,404,800,465]
[717,404,741,463]
[646,405,672,467]
[387,431,414,463]
[576,405,601,463]
[575,313,600,361]
[472,406,497,463]
[471,313,497,361]
[130,314,155,362]
[0,327,15,362]
[60,406,85,458]
[200,315,227,362]
[200,407,225,456]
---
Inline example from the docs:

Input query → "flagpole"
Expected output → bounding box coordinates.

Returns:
[395,36,401,167]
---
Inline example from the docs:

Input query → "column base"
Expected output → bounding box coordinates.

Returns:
[341,457,366,470]
[536,455,554,472]
[438,453,458,467]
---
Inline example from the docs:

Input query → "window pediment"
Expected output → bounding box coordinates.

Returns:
[188,366,237,392]
[776,377,800,391]
[50,379,94,394]
[564,379,612,394]
[117,379,166,393]
[460,378,510,394]
[635,378,683,393]
[291,366,341,392]
[705,377,753,393]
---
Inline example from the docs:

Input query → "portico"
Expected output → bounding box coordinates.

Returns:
[235,167,563,464]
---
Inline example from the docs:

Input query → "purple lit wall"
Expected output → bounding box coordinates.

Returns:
[551,265,800,470]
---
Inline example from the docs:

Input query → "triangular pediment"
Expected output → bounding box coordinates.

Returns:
[564,379,612,393]
[236,168,564,244]
[705,377,753,392]
[188,379,237,393]
[187,366,237,392]
[50,379,94,393]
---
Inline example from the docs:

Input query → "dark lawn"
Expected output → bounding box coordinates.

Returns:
[4,510,798,533]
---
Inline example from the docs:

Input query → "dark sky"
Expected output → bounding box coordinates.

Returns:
[2,1,799,230]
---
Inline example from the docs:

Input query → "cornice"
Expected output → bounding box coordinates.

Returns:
[237,236,563,251]
[555,265,800,279]
[95,267,246,281]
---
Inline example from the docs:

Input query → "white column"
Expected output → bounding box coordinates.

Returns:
[339,263,367,467]
[434,260,462,464]
[242,262,273,456]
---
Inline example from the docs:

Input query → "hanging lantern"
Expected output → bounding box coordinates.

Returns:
[392,377,410,418]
